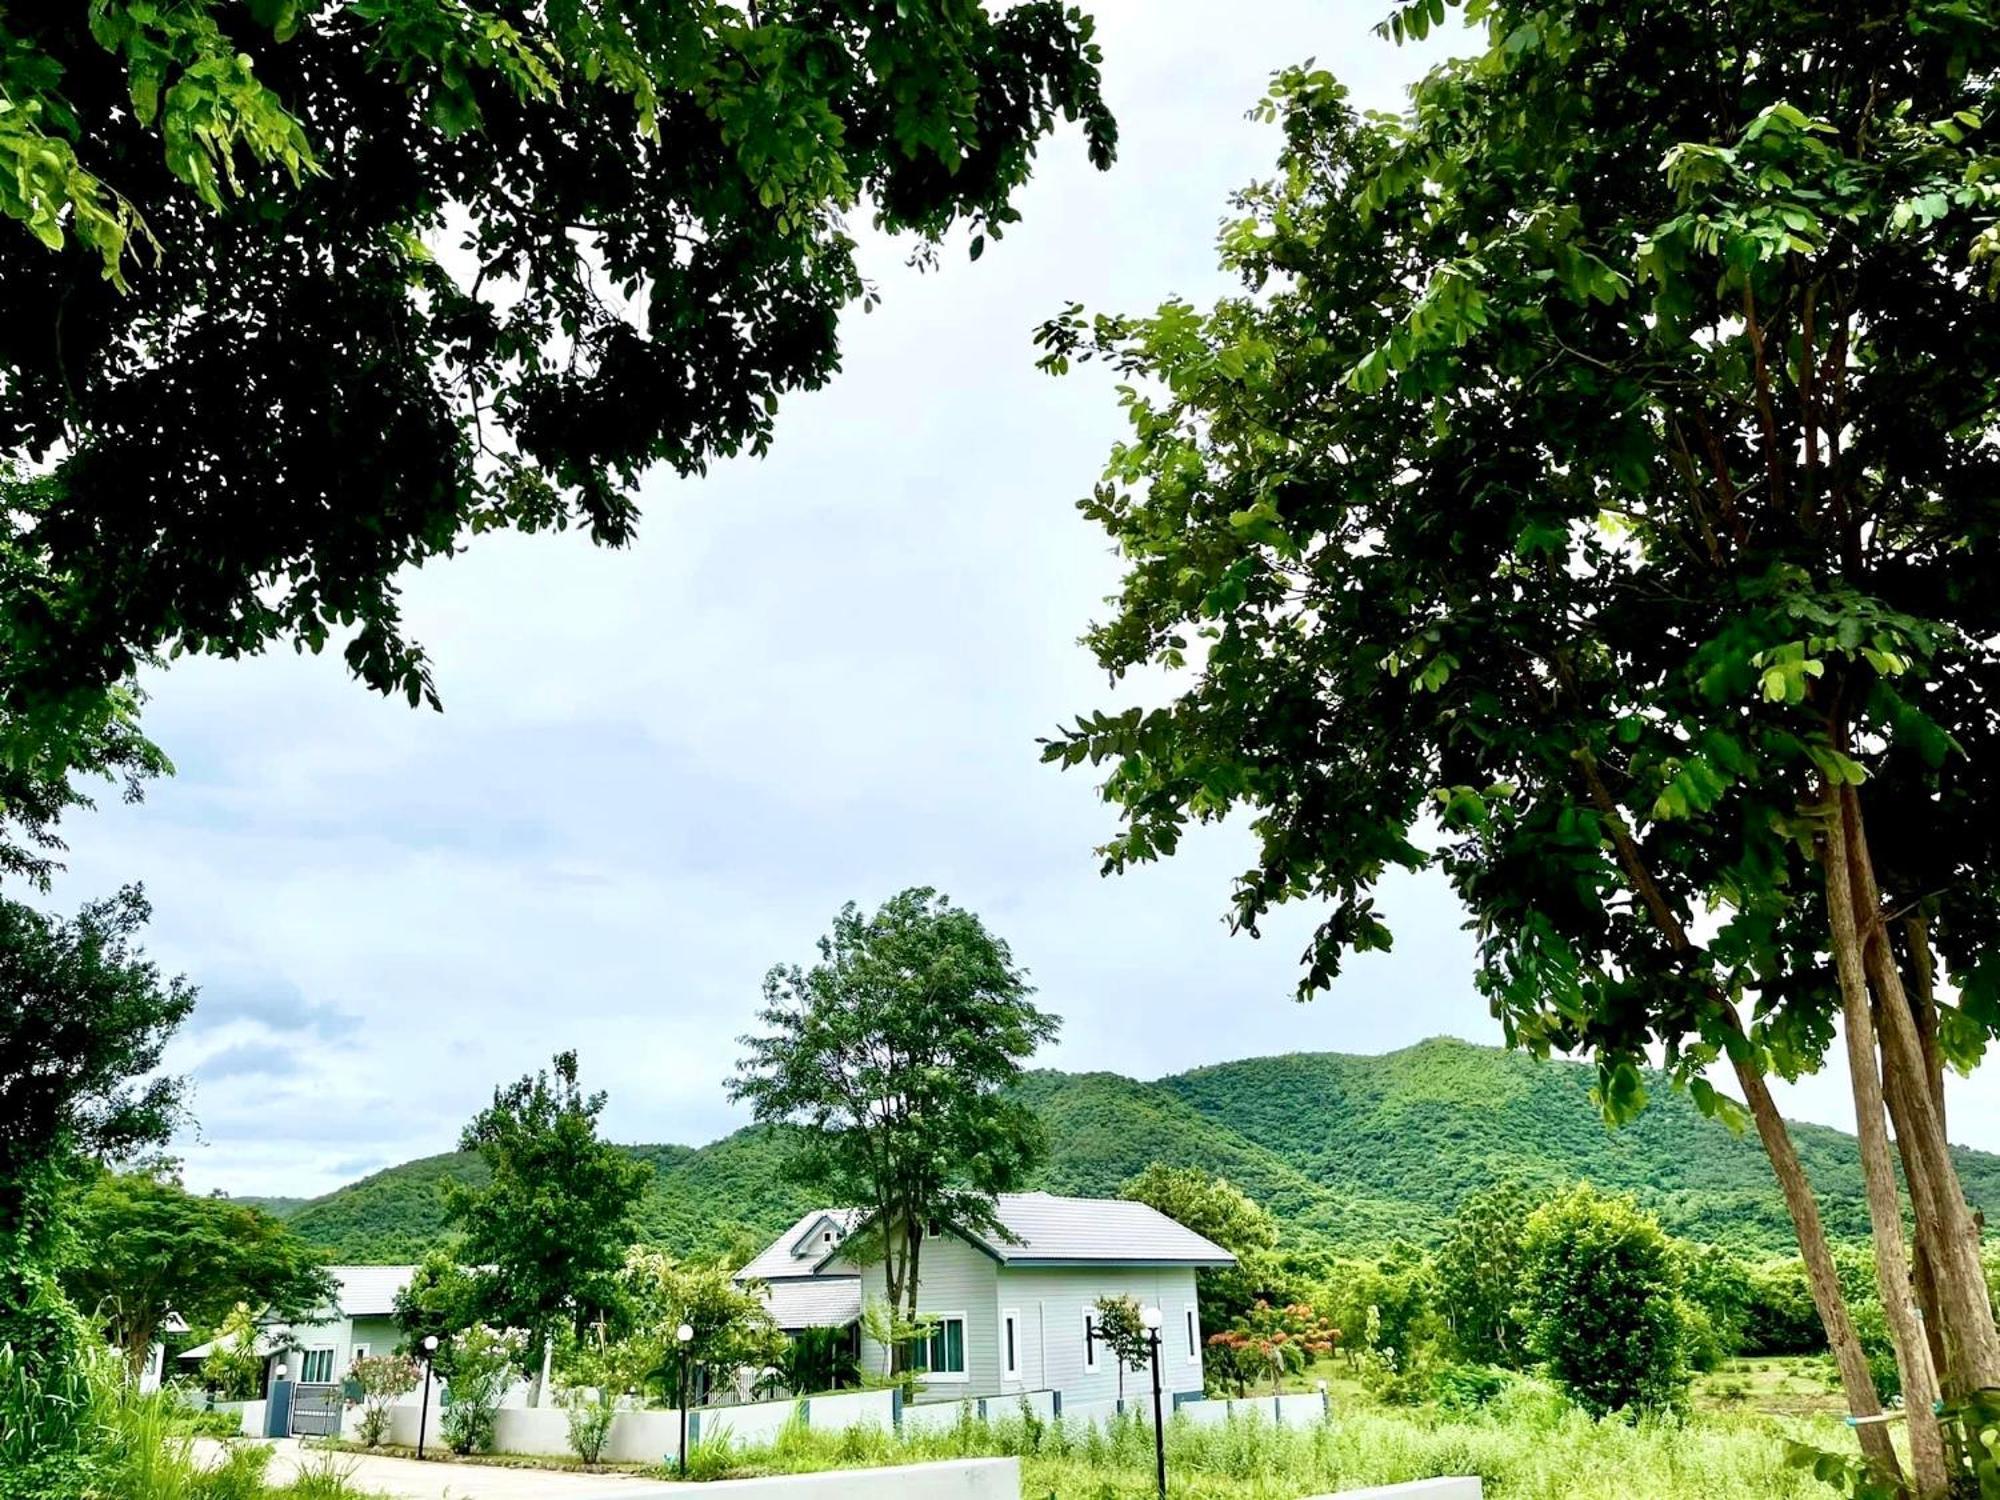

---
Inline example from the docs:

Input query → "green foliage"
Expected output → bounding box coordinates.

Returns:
[1740,1257,1825,1358]
[196,1303,264,1401]
[347,1352,419,1449]
[390,1249,482,1374]
[1519,1186,1690,1417]
[1092,1294,1151,1402]
[1673,1243,1756,1375]
[439,1324,526,1456]
[1206,1301,1338,1398]
[258,1040,2000,1267]
[445,1050,650,1356]
[731,888,1059,1334]
[0,1268,106,1500]
[62,1165,335,1376]
[616,1248,783,1405]
[1120,1163,1282,1324]
[0,0,1115,850]
[760,1325,860,1400]
[1435,1182,1535,1367]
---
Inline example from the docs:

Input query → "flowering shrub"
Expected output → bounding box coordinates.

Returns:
[440,1325,527,1455]
[349,1352,421,1448]
[1207,1302,1338,1396]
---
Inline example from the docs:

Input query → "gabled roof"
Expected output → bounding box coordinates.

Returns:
[325,1265,418,1319]
[736,1209,862,1284]
[760,1277,863,1332]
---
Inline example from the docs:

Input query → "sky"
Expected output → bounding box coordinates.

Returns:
[46,0,2000,1199]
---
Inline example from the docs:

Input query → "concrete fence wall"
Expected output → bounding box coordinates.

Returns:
[1176,1392,1329,1429]
[656,1457,1019,1499]
[234,1401,266,1439]
[1305,1481,1482,1500]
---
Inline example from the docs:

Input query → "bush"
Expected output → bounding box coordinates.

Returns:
[1429,1362,1513,1412]
[347,1352,420,1448]
[439,1325,526,1455]
[1518,1185,1690,1417]
[0,1266,105,1500]
[562,1387,618,1466]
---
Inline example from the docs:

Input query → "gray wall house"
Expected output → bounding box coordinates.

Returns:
[178,1265,414,1396]
[734,1193,1234,1407]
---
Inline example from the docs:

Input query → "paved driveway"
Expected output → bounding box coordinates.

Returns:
[198,1438,688,1499]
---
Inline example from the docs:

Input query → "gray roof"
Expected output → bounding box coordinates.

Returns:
[931,1193,1238,1269]
[736,1209,862,1284]
[759,1278,863,1332]
[326,1265,417,1318]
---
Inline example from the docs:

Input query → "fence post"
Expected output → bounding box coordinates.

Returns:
[1051,1390,1062,1419]
[800,1399,811,1431]
[891,1386,903,1431]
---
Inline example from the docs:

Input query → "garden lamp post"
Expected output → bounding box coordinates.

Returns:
[676,1322,695,1475]
[416,1335,439,1460]
[1141,1305,1166,1500]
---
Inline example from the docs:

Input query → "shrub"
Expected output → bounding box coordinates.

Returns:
[439,1325,525,1455]
[1429,1362,1513,1412]
[198,1303,266,1401]
[347,1352,420,1449]
[0,1267,105,1500]
[561,1386,618,1466]
[1518,1185,1690,1418]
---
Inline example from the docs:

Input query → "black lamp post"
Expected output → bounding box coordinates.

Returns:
[676,1322,695,1475]
[1141,1305,1166,1500]
[416,1335,439,1460]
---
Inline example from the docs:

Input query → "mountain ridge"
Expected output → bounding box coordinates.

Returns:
[240,1037,2000,1264]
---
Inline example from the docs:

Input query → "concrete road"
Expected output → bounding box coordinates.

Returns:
[196,1438,690,1499]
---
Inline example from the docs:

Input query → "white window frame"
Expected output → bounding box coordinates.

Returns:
[351,1343,369,1365]
[1185,1307,1200,1364]
[915,1312,970,1383]
[298,1347,336,1384]
[1002,1308,1021,1382]
[1082,1307,1099,1373]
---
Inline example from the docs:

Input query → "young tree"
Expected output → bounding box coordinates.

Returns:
[1038,2,2000,1486]
[391,1248,485,1376]
[61,1165,335,1376]
[616,1248,784,1406]
[197,1302,266,1401]
[1435,1182,1539,1368]
[439,1324,529,1456]
[348,1352,422,1449]
[1120,1163,1282,1326]
[445,1051,649,1403]
[0,1,1115,825]
[1207,1301,1338,1398]
[730,889,1058,1353]
[1093,1294,1151,1407]
[1518,1186,1690,1418]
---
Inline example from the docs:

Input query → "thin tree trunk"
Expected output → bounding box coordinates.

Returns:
[1730,1051,1902,1478]
[1821,808,1950,1498]
[1575,749,1902,1477]
[1842,786,2000,1397]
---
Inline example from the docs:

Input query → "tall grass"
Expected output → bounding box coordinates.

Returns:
[665,1383,1846,1498]
[80,1382,383,1500]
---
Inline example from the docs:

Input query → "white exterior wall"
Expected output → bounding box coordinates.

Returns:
[999,1265,1205,1407]
[845,1231,1002,1400]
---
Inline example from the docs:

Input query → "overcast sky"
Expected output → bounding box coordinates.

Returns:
[46,0,2000,1198]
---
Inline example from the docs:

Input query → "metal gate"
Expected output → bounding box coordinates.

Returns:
[289,1384,342,1438]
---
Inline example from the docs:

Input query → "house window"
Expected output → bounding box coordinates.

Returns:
[1185,1307,1199,1363]
[352,1344,369,1366]
[903,1315,968,1381]
[1082,1308,1099,1373]
[298,1348,336,1384]
[924,1220,943,1241]
[1002,1310,1021,1382]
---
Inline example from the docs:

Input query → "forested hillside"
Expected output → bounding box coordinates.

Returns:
[244,1038,2000,1263]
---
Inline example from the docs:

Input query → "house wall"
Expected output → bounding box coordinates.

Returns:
[261,1313,401,1391]
[842,1233,1208,1404]
[999,1265,1205,1409]
[844,1230,1001,1399]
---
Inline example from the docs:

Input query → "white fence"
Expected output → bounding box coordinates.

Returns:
[1307,1482,1482,1500]
[1176,1392,1329,1428]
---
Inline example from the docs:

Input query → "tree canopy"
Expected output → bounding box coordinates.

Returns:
[445,1050,650,1371]
[60,1166,335,1375]
[730,887,1058,1339]
[1040,1,2000,1484]
[0,0,1114,854]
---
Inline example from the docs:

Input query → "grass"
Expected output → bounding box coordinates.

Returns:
[85,1386,389,1500]
[638,1381,1855,1499]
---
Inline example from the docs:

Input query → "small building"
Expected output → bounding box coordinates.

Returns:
[177,1264,416,1394]
[734,1193,1234,1408]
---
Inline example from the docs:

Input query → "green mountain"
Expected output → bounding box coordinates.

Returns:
[249,1038,2000,1264]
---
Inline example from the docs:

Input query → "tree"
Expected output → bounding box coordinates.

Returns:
[1435,1182,1538,1368]
[445,1050,649,1402]
[0,887,191,1246]
[1037,2,2000,1487]
[730,888,1058,1351]
[197,1302,266,1401]
[1119,1163,1280,1326]
[439,1324,528,1456]
[1518,1186,1689,1418]
[616,1248,783,1406]
[61,1165,335,1376]
[391,1248,484,1375]
[1206,1300,1338,1398]
[1673,1241,1757,1374]
[1092,1294,1151,1407]
[0,2,1115,829]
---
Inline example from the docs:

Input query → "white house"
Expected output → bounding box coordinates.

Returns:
[177,1265,416,1394]
[734,1193,1234,1408]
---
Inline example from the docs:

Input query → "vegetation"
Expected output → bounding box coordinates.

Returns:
[445,1049,649,1397]
[347,1352,420,1450]
[731,888,1060,1344]
[439,1324,527,1457]
[61,1165,334,1377]
[640,1394,1841,1499]
[1121,1163,1282,1326]
[254,1039,2000,1265]
[1207,1302,1340,1399]
[1518,1187,1691,1417]
[610,1247,784,1406]
[196,1303,265,1402]
[1092,1294,1152,1406]
[1040,0,2000,1486]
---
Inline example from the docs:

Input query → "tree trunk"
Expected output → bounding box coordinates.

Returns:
[1842,786,2000,1399]
[1730,1051,1903,1479]
[1821,809,1950,1498]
